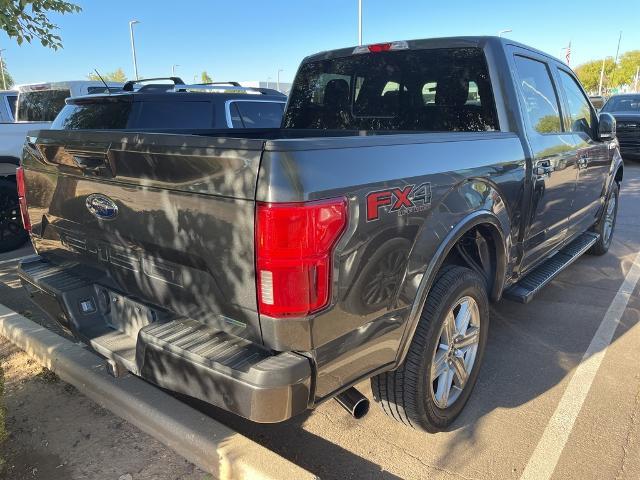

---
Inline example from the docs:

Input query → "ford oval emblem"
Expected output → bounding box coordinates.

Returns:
[86,194,118,220]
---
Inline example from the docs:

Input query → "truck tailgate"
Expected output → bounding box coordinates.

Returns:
[21,130,264,344]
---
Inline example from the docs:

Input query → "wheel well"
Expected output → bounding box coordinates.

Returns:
[615,165,623,184]
[441,224,500,299]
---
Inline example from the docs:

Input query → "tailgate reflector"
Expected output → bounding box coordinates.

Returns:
[16,167,31,233]
[256,198,348,318]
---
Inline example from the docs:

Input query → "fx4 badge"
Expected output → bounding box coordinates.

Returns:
[366,183,432,221]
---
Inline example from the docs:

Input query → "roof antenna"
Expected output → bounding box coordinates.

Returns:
[93,69,111,94]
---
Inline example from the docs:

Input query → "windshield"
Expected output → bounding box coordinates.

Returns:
[602,96,640,113]
[17,89,71,122]
[284,47,498,132]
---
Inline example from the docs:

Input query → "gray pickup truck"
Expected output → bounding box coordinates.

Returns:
[18,36,622,432]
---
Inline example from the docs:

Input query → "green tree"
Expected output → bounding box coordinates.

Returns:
[88,68,127,83]
[0,0,81,49]
[0,59,14,89]
[610,50,640,88]
[201,71,213,83]
[575,58,615,93]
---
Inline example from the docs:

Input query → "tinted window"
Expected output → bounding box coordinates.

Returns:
[602,95,640,113]
[513,56,562,134]
[284,47,498,132]
[229,101,284,128]
[557,70,593,137]
[17,89,71,121]
[7,95,17,118]
[133,101,214,129]
[52,102,132,129]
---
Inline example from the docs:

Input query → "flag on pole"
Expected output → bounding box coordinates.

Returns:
[565,41,571,66]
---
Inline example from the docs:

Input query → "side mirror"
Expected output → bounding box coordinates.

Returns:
[598,112,616,141]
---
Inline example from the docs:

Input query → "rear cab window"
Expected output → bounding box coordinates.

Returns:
[17,89,71,122]
[284,47,498,132]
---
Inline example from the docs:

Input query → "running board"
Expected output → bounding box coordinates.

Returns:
[503,232,599,304]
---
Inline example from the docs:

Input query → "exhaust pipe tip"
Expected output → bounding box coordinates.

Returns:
[335,387,370,419]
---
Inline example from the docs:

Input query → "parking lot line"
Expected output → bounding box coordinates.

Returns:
[520,251,640,480]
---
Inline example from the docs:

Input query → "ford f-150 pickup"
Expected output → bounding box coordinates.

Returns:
[17,37,623,432]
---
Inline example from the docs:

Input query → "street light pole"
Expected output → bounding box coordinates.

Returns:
[277,69,283,92]
[614,30,622,66]
[172,64,180,77]
[129,20,140,81]
[598,57,606,96]
[498,29,512,37]
[0,49,6,90]
[358,0,362,46]
[635,66,640,93]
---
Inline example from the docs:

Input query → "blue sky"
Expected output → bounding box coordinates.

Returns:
[3,0,639,85]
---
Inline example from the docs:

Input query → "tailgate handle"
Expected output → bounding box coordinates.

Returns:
[72,155,109,172]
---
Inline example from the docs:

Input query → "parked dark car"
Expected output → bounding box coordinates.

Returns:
[19,36,622,432]
[601,94,640,159]
[589,95,606,111]
[51,78,288,131]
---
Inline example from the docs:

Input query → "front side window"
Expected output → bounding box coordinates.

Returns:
[513,56,562,134]
[557,70,594,138]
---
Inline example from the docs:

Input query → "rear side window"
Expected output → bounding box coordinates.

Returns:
[52,102,132,130]
[557,69,594,138]
[132,101,214,129]
[513,56,562,134]
[284,47,498,132]
[229,101,285,128]
[17,89,71,122]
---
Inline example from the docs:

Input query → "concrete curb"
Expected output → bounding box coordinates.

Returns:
[0,304,317,480]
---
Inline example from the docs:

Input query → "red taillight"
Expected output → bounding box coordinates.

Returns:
[256,197,348,318]
[16,167,31,233]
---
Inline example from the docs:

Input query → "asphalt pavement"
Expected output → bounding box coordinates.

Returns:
[1,163,640,480]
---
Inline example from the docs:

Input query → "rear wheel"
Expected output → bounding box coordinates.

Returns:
[589,181,619,256]
[0,179,28,253]
[371,265,489,432]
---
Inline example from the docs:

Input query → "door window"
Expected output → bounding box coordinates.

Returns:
[557,69,594,138]
[513,56,563,134]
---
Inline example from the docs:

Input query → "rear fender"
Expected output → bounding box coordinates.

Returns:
[394,179,511,367]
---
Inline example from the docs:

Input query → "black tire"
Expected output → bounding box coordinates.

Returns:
[0,179,29,253]
[589,181,619,256]
[371,265,489,432]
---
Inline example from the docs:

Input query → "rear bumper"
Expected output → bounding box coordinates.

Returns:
[18,256,312,423]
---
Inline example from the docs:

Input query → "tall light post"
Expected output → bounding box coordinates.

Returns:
[358,0,363,45]
[498,29,512,37]
[598,57,607,96]
[172,64,180,77]
[0,49,6,90]
[129,20,140,81]
[614,30,622,66]
[277,69,283,92]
